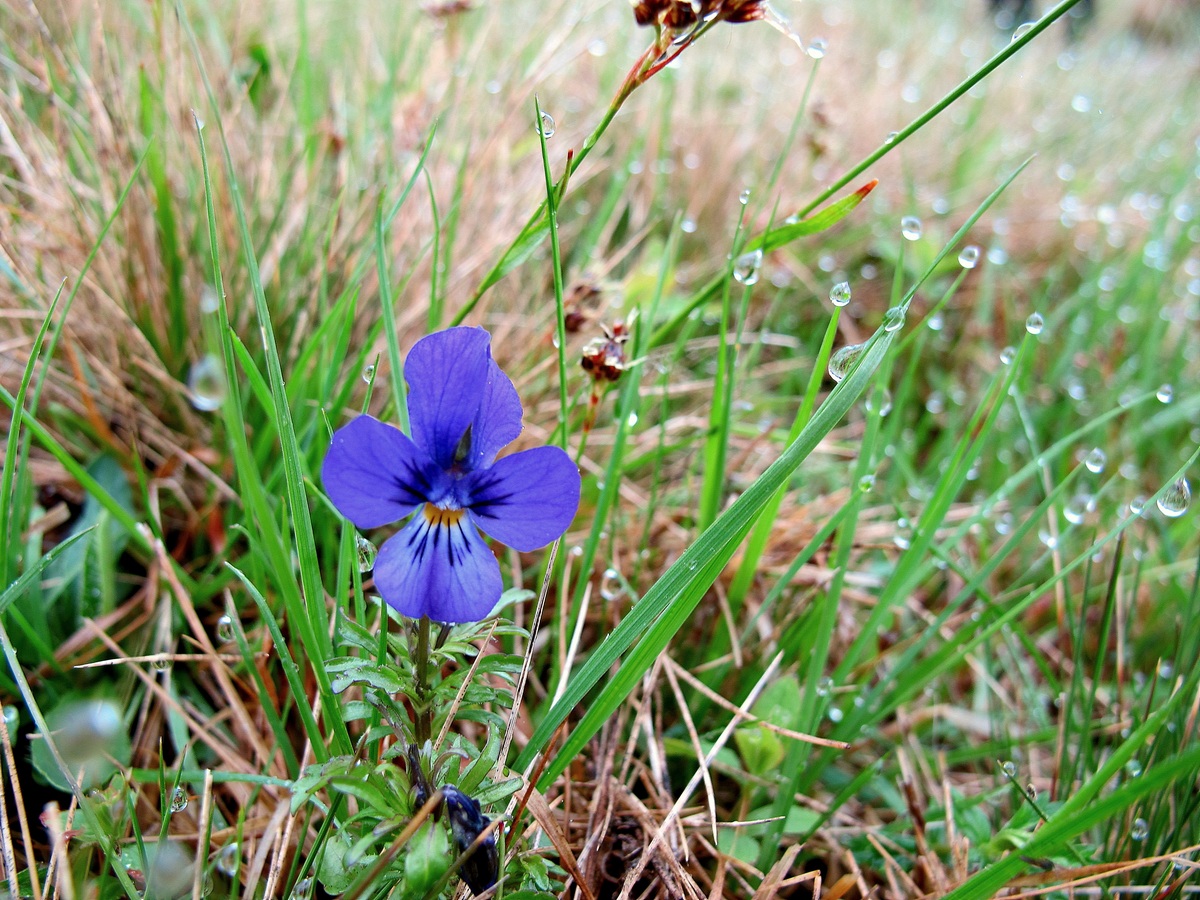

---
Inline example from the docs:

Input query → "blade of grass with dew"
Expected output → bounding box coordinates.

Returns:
[727,301,843,608]
[697,215,746,532]
[187,91,350,758]
[535,97,571,451]
[516,320,898,786]
[648,180,878,350]
[375,200,410,433]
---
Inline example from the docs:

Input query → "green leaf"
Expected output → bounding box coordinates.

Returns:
[404,822,450,896]
[516,322,896,787]
[733,725,784,777]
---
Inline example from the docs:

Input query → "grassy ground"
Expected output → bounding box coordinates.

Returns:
[2,0,1199,897]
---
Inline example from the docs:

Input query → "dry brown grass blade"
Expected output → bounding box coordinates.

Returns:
[749,843,804,900]
[662,657,719,846]
[1001,841,1200,897]
[0,698,41,900]
[0,712,27,900]
[667,656,850,749]
[520,785,596,900]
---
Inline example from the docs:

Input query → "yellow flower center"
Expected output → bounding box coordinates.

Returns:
[423,504,465,528]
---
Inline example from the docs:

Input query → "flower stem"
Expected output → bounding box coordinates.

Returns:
[413,615,433,745]
[452,37,668,325]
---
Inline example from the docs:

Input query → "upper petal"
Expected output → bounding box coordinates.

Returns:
[372,506,504,624]
[321,415,445,528]
[462,446,581,552]
[406,327,522,472]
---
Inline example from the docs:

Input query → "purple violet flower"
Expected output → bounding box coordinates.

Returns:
[322,327,581,623]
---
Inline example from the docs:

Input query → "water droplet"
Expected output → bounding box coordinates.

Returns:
[829,281,852,307]
[882,306,906,333]
[599,568,623,601]
[536,111,555,138]
[815,676,834,697]
[153,656,172,672]
[807,38,827,59]
[1001,760,1017,778]
[885,131,899,144]
[733,249,763,285]
[625,412,639,428]
[900,216,923,241]
[827,706,843,722]
[1011,21,1035,41]
[927,311,944,332]
[188,355,227,411]
[1064,493,1091,525]
[1158,660,1174,679]
[866,388,892,417]
[1025,312,1044,335]
[958,245,981,269]
[356,535,378,572]
[216,615,235,643]
[1131,817,1149,841]
[858,474,876,493]
[1038,528,1058,550]
[1157,478,1191,517]
[999,346,1016,366]
[1084,447,1107,474]
[291,877,314,900]
[738,188,751,205]
[570,545,584,558]
[1126,759,1143,777]
[1129,496,1146,516]
[1156,384,1173,403]
[1,706,18,730]
[361,363,376,384]
[199,286,220,314]
[828,343,865,383]
[216,844,239,877]
[170,787,188,813]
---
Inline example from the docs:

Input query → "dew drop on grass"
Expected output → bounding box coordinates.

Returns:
[1064,493,1091,525]
[625,412,639,428]
[828,343,865,383]
[188,355,227,411]
[927,311,944,332]
[599,568,622,601]
[152,655,172,673]
[199,285,220,314]
[291,877,314,900]
[999,346,1016,366]
[1158,660,1174,679]
[356,535,378,572]
[1001,760,1017,778]
[830,281,852,307]
[815,676,834,697]
[882,306,906,332]
[828,706,843,722]
[1011,21,1035,40]
[866,388,892,417]
[1129,496,1146,516]
[1157,478,1191,517]
[733,249,763,285]
[1,706,17,730]
[216,844,239,877]
[1025,312,1044,335]
[216,615,235,643]
[362,363,376,383]
[1131,818,1149,841]
[738,188,751,205]
[900,216,923,241]
[1125,759,1143,777]
[807,38,827,59]
[858,474,876,493]
[170,787,188,813]
[1084,447,1107,474]
[536,111,556,138]
[1157,383,1173,403]
[958,245,981,268]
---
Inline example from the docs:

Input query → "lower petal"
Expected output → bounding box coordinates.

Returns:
[372,506,503,624]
